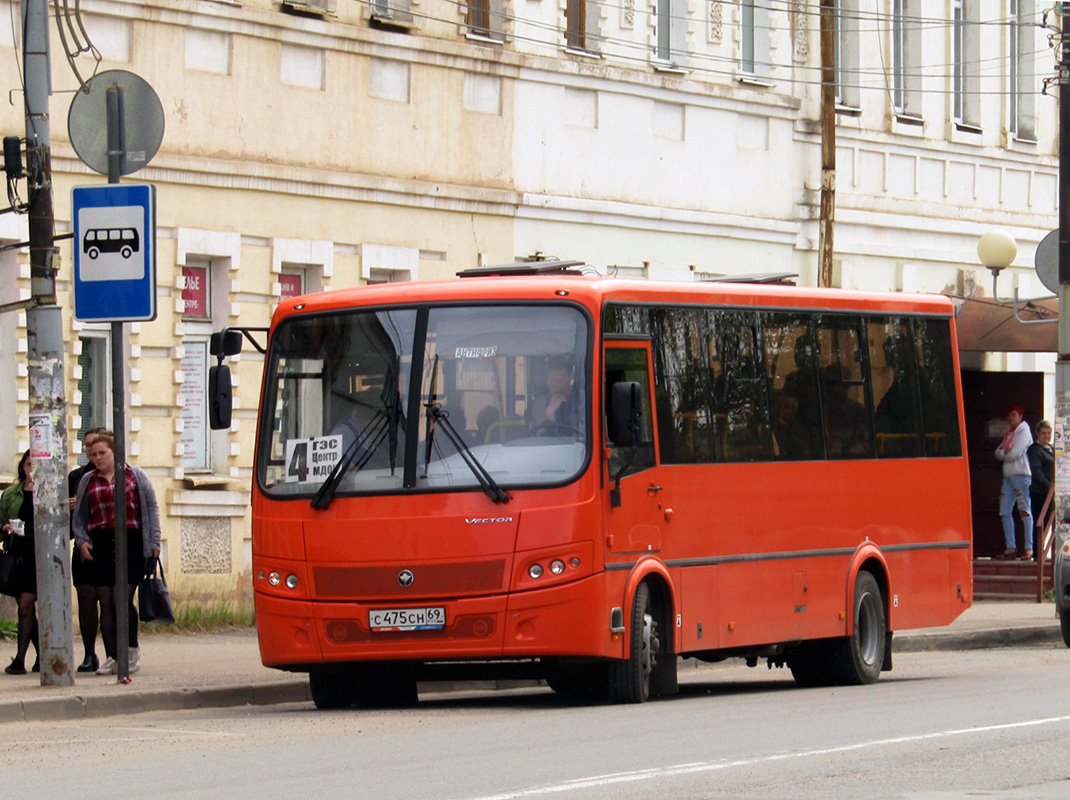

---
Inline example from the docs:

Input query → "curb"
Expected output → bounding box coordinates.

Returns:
[0,680,310,724]
[0,627,1062,722]
[893,625,1063,653]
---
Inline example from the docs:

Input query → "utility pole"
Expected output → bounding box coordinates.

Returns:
[22,0,76,684]
[818,0,836,288]
[1056,5,1070,556]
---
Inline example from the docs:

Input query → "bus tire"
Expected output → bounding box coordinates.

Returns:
[608,582,662,704]
[354,664,419,708]
[1060,608,1070,649]
[787,640,834,688]
[309,668,356,710]
[830,571,886,685]
[546,663,607,697]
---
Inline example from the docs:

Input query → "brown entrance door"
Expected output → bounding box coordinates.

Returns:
[960,370,1043,557]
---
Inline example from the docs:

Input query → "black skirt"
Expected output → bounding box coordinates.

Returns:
[78,528,145,588]
[9,490,36,595]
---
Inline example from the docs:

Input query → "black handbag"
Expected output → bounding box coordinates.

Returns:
[138,556,175,624]
[0,549,20,598]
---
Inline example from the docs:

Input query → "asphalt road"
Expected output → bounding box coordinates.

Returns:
[2,645,1068,800]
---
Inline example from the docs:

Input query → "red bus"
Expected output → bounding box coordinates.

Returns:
[210,262,972,708]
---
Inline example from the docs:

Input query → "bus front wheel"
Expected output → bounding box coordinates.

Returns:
[309,668,356,710]
[1059,608,1070,648]
[609,581,675,703]
[830,571,886,685]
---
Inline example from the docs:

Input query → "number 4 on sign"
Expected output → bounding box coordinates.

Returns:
[287,441,309,483]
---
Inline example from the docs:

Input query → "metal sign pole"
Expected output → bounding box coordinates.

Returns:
[106,85,130,683]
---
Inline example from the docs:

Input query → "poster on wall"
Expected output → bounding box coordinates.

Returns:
[181,341,209,470]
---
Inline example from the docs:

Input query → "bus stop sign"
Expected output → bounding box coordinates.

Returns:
[72,183,157,322]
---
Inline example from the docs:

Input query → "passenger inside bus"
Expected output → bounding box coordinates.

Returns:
[874,333,923,457]
[820,366,871,458]
[771,392,810,460]
[778,334,821,458]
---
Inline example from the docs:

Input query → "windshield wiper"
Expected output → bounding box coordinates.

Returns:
[311,362,403,510]
[424,401,511,505]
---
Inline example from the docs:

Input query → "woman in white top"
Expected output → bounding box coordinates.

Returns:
[994,404,1033,559]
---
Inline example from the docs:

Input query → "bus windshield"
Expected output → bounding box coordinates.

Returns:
[260,304,589,498]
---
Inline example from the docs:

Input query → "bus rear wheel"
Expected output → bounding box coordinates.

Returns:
[787,640,835,687]
[830,571,886,685]
[309,668,356,710]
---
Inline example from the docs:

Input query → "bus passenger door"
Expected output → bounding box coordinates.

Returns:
[604,343,666,555]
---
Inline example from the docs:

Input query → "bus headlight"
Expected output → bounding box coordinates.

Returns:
[285,574,299,589]
[550,559,566,575]
[267,571,281,586]
[528,564,544,579]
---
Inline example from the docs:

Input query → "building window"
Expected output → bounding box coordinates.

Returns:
[370,0,414,27]
[0,238,18,464]
[566,0,599,52]
[180,340,210,471]
[656,0,687,66]
[467,0,505,39]
[181,264,210,320]
[279,270,305,300]
[835,0,859,108]
[361,244,418,283]
[180,259,216,471]
[891,0,921,118]
[1010,0,1037,141]
[739,0,770,77]
[76,335,110,464]
[952,0,980,128]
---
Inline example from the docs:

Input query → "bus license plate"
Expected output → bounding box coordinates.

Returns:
[369,607,446,631]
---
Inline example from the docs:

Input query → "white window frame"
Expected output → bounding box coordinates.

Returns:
[835,0,860,109]
[952,0,980,130]
[656,0,688,67]
[1009,0,1037,141]
[891,0,922,119]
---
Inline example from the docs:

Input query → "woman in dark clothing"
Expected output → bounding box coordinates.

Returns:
[0,451,39,674]
[1028,420,1056,560]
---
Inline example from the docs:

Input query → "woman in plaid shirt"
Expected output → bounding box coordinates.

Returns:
[71,433,161,676]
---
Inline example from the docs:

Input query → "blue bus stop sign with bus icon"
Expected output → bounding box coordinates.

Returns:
[72,183,157,322]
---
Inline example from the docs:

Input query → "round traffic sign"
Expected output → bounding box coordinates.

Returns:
[68,70,164,176]
[1034,229,1059,294]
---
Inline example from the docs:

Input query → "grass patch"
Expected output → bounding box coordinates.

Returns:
[143,599,255,634]
[0,617,15,641]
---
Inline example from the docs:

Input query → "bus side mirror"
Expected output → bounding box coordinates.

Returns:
[210,329,244,357]
[208,364,233,430]
[609,381,642,447]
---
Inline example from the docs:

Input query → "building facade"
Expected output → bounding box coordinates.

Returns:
[0,0,1059,593]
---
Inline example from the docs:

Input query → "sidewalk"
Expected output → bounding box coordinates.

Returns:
[0,600,1062,723]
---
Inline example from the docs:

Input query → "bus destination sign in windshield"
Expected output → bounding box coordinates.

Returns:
[284,435,343,483]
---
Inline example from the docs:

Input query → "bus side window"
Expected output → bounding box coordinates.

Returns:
[716,312,772,462]
[869,318,924,458]
[604,348,655,472]
[816,320,874,460]
[915,318,962,456]
[763,313,820,460]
